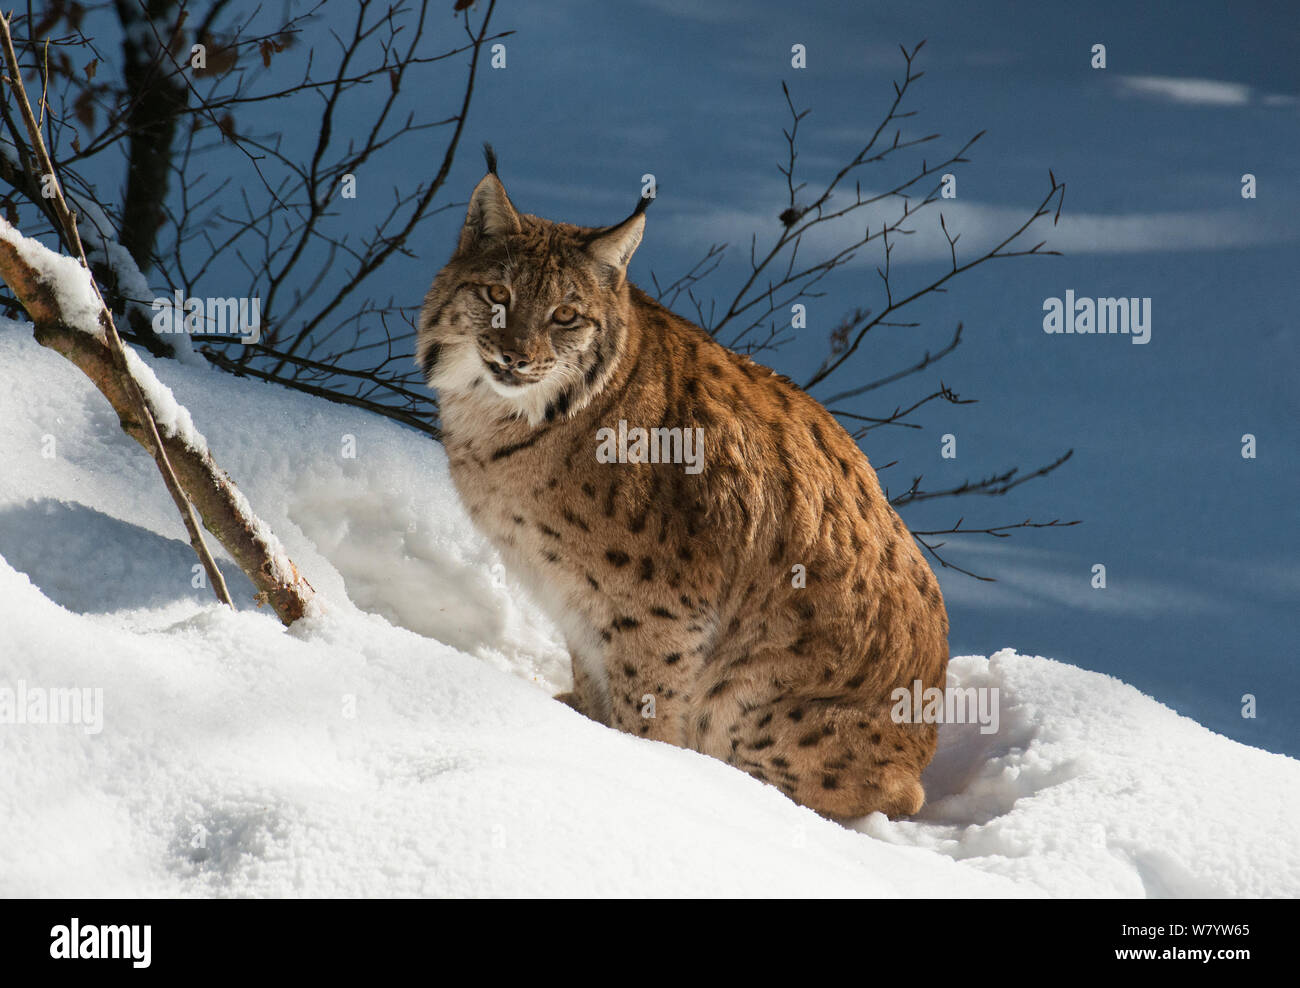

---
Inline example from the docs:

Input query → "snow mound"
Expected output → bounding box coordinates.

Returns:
[0,321,1295,897]
[865,651,1300,897]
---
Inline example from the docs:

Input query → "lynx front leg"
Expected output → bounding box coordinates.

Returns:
[554,638,611,726]
[600,623,705,745]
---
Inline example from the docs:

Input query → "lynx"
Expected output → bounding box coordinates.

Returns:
[417,148,949,818]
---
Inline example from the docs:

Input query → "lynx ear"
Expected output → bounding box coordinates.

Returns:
[457,172,521,252]
[586,209,646,277]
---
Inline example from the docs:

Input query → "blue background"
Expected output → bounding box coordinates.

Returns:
[61,1,1300,755]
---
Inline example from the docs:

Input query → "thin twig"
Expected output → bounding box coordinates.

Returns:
[0,10,233,608]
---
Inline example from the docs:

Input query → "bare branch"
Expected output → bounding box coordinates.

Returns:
[0,9,232,609]
[0,10,315,624]
[888,450,1076,508]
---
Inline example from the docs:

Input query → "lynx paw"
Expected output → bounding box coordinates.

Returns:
[553,691,586,715]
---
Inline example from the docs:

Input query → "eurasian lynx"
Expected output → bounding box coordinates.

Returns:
[417,148,949,818]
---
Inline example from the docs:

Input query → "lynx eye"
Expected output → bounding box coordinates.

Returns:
[552,304,577,325]
[486,284,511,305]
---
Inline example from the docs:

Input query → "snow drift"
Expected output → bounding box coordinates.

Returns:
[0,321,1295,898]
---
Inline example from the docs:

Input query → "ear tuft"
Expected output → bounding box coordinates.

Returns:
[483,142,498,175]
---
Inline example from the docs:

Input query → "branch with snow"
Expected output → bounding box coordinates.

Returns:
[0,220,316,624]
[0,12,314,626]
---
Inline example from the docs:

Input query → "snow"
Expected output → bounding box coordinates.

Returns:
[0,320,1296,898]
[115,344,210,457]
[0,219,106,339]
[0,221,211,450]
[70,196,206,366]
[71,197,154,310]
[865,652,1300,897]
[0,225,302,590]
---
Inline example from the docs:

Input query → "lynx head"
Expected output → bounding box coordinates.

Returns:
[417,145,649,426]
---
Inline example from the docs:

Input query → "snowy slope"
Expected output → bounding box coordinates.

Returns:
[0,321,1295,898]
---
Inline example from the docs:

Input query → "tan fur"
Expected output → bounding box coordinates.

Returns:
[417,163,949,819]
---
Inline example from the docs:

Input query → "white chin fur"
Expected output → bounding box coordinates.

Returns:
[432,339,571,427]
[483,373,534,399]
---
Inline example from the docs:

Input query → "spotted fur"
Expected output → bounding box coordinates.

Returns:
[417,151,949,819]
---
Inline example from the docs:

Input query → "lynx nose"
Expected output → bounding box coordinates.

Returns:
[495,349,530,370]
